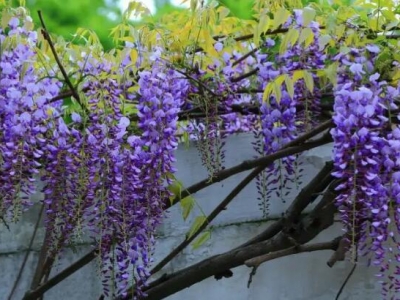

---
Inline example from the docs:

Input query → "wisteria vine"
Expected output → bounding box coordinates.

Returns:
[1,4,400,300]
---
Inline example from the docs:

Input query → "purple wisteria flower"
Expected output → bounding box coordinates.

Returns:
[331,46,400,296]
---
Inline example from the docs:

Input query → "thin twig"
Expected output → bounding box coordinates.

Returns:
[37,11,83,109]
[247,266,258,288]
[46,86,91,104]
[245,236,342,268]
[230,68,259,83]
[335,262,357,300]
[0,215,10,231]
[22,249,98,300]
[150,162,269,275]
[8,204,44,300]
[232,47,260,67]
[172,67,218,97]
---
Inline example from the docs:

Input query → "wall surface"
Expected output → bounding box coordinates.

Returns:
[0,134,383,300]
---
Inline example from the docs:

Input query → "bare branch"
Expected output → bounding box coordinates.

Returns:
[169,120,333,207]
[22,249,98,300]
[245,236,342,268]
[37,11,84,110]
[327,235,350,268]
[8,205,44,300]
[335,262,357,300]
[238,160,334,249]
[139,194,336,300]
[150,163,268,275]
[230,68,259,83]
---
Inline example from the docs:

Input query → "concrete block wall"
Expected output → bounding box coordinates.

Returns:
[0,133,384,299]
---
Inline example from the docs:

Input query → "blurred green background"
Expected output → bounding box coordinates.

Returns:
[13,0,254,50]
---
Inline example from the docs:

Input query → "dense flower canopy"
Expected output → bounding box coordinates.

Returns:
[1,1,400,299]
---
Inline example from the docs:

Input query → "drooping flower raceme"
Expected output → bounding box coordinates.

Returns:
[0,16,62,220]
[253,10,325,213]
[331,45,400,297]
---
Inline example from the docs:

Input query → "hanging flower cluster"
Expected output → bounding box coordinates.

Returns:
[252,10,325,214]
[331,45,400,296]
[0,15,187,298]
[0,16,62,220]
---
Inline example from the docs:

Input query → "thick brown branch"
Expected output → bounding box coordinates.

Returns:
[238,160,333,249]
[245,236,342,268]
[149,160,334,281]
[141,194,336,300]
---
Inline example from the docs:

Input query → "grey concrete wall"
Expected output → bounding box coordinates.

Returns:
[0,133,383,300]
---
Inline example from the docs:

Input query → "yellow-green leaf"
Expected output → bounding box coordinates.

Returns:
[299,28,314,48]
[335,24,346,40]
[273,81,282,103]
[188,216,207,238]
[288,28,300,46]
[381,9,396,21]
[253,24,260,47]
[302,7,316,27]
[192,231,211,249]
[181,196,195,221]
[285,75,294,99]
[318,34,332,51]
[280,28,300,54]
[292,70,304,82]
[168,178,182,202]
[303,71,314,93]
[325,62,338,86]
[386,20,399,31]
[263,75,285,102]
[273,7,291,30]
[130,49,138,64]
[258,13,271,34]
[262,82,274,102]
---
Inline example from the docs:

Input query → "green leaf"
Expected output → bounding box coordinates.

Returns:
[288,28,300,46]
[280,28,299,54]
[318,34,332,51]
[303,71,314,93]
[262,81,274,102]
[192,231,211,249]
[263,74,285,102]
[272,7,291,30]
[386,20,399,31]
[325,62,338,86]
[299,27,315,48]
[284,75,294,99]
[292,70,304,82]
[167,177,183,202]
[181,196,195,221]
[273,81,282,103]
[187,216,207,238]
[302,7,316,27]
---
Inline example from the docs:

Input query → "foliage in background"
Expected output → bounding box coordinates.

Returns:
[10,0,120,49]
